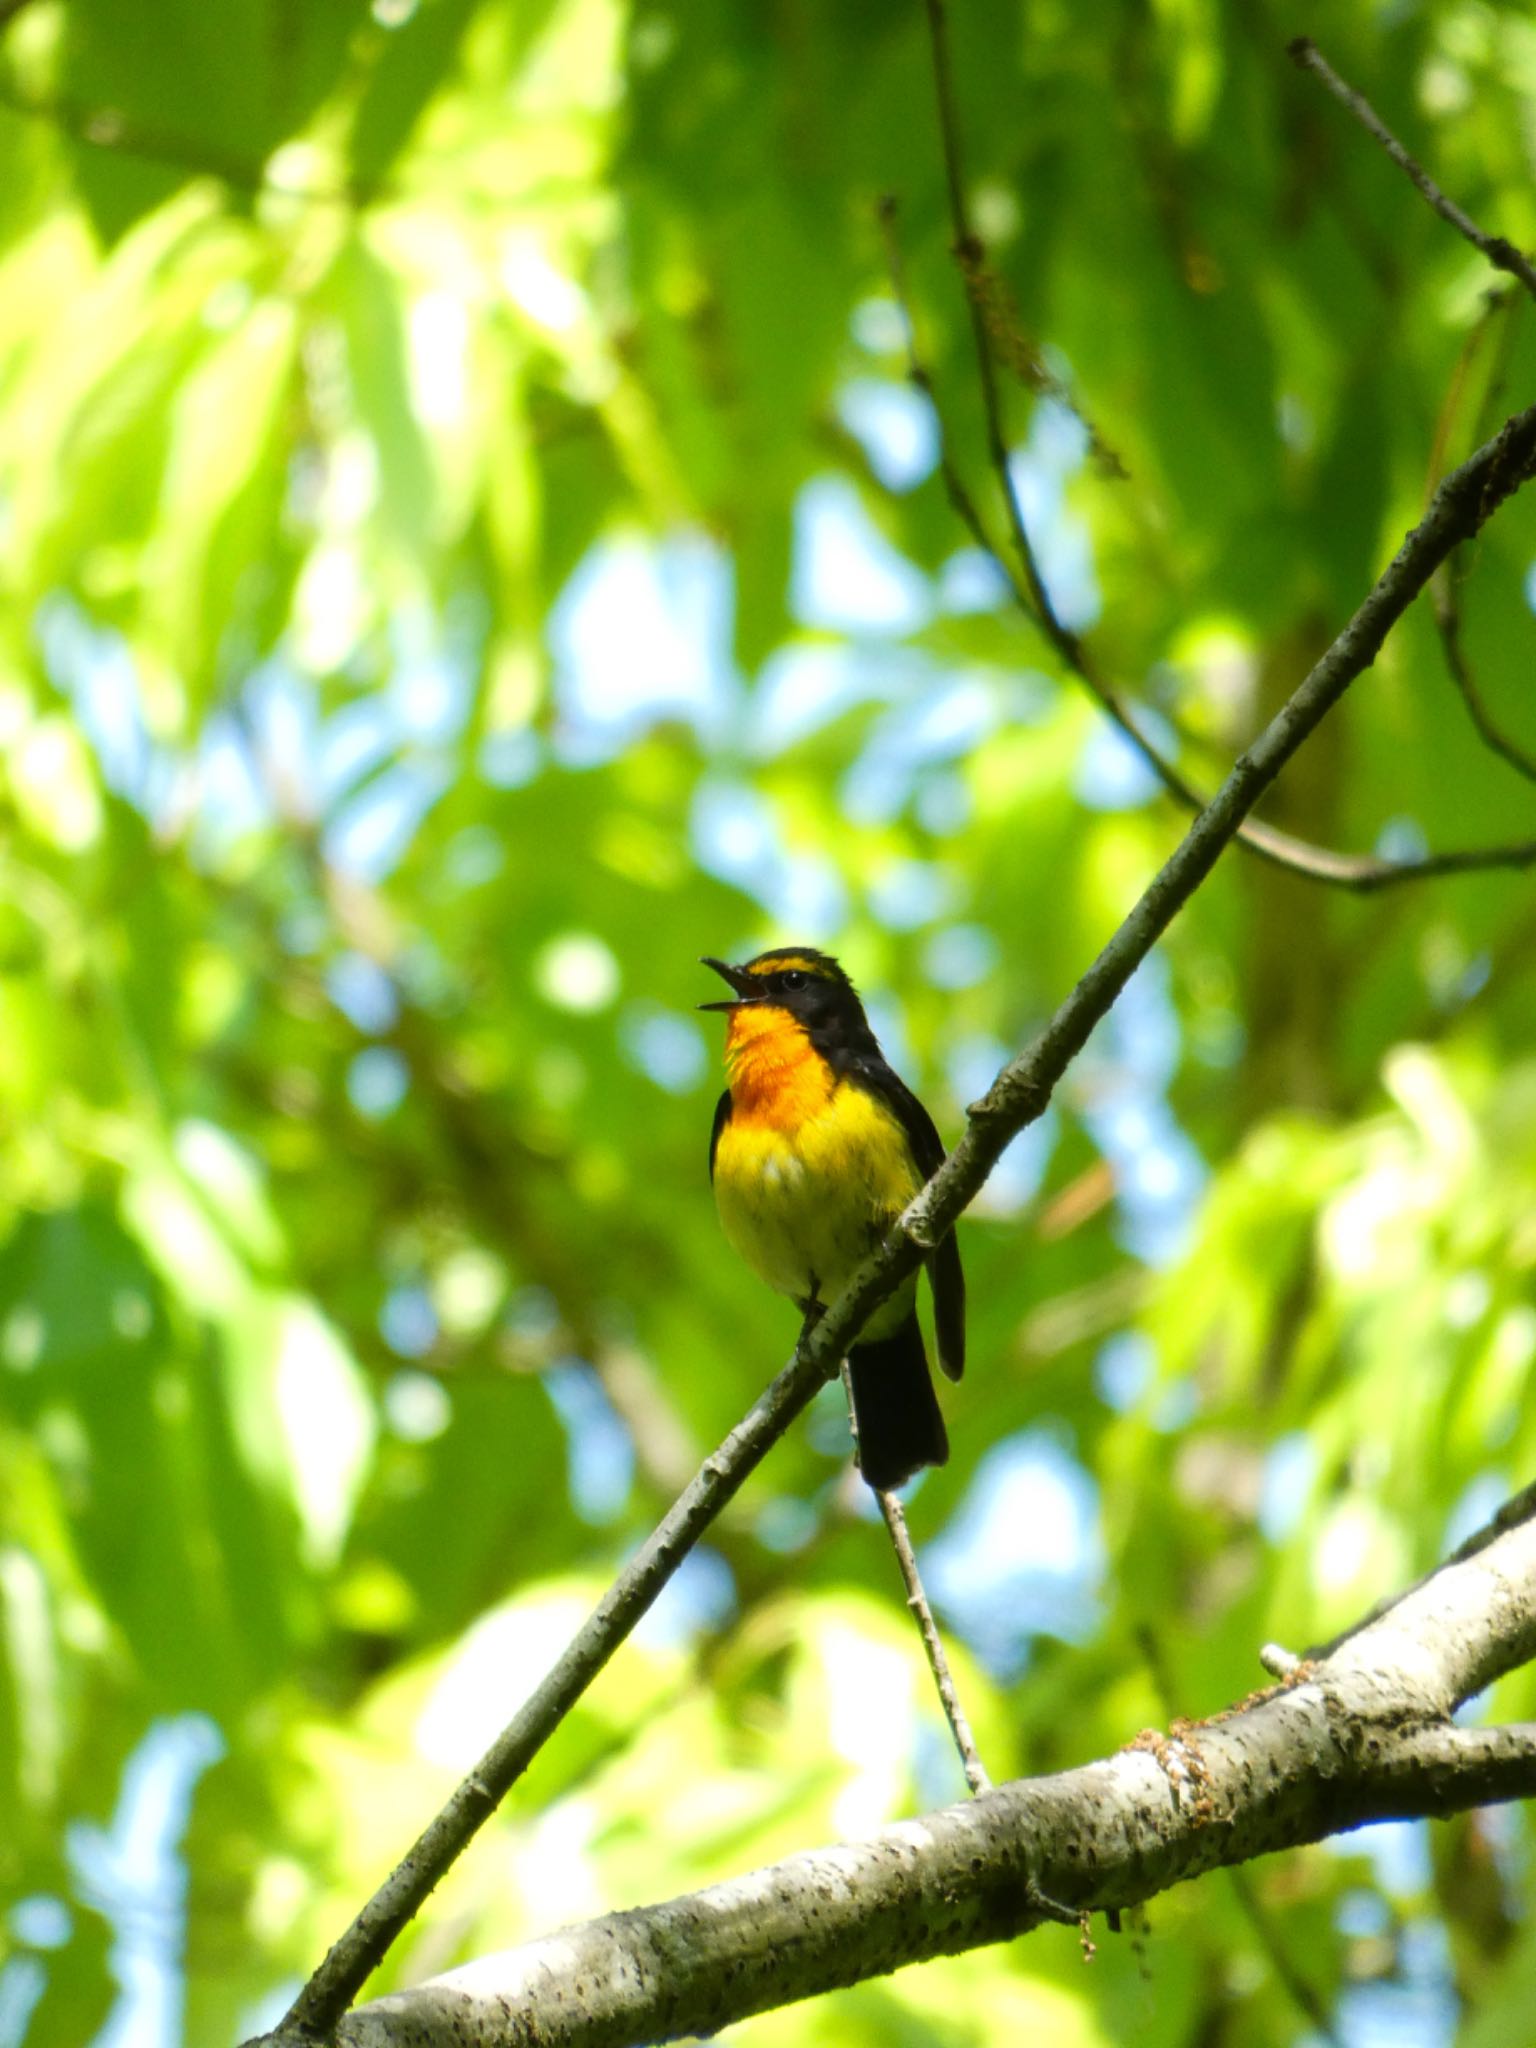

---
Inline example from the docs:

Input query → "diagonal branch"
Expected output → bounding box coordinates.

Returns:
[334,1508,1536,2048]
[1288,37,1536,303]
[259,393,1536,2047]
[911,7,1536,892]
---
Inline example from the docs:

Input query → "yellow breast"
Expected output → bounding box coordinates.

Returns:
[713,1010,921,1329]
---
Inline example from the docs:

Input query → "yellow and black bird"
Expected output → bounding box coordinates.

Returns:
[701,947,963,1492]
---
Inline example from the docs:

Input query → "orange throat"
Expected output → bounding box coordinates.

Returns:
[723,1006,835,1129]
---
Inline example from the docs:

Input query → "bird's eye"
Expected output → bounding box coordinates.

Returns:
[779,970,808,991]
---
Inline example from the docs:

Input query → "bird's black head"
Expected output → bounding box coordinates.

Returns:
[699,947,876,1052]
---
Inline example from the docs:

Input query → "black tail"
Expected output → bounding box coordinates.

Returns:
[845,1315,948,1493]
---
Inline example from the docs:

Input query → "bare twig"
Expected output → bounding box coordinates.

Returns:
[920,0,1076,637]
[907,18,1536,893]
[878,1487,991,1795]
[264,398,1536,2042]
[1289,38,1536,303]
[1303,836,1536,887]
[835,1356,990,1796]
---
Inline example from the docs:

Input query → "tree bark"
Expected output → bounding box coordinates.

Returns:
[336,1509,1536,2048]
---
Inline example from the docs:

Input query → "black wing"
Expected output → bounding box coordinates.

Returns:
[708,1088,732,1183]
[839,1051,965,1382]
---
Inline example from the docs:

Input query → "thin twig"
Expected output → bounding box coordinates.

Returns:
[879,193,1536,893]
[836,1356,990,1793]
[921,0,1068,635]
[878,1490,991,1793]
[1289,38,1536,303]
[271,397,1536,2040]
[876,1487,990,1793]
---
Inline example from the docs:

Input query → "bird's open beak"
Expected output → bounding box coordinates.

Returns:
[698,956,760,1011]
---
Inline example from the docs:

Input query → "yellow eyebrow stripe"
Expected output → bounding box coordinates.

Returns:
[746,954,825,978]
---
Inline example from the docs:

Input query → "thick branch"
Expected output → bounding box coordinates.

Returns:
[339,1512,1536,2048]
[265,395,1536,2045]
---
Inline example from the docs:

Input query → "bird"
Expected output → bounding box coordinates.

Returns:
[700,947,964,1492]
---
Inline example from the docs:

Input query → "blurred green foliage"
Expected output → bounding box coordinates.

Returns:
[1,1,1535,2043]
